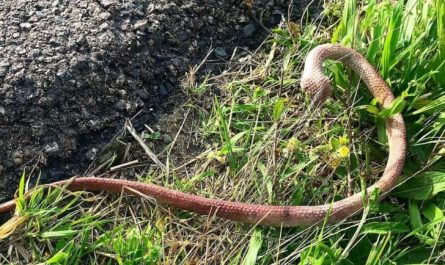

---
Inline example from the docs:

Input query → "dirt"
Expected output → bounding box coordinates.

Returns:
[0,0,322,202]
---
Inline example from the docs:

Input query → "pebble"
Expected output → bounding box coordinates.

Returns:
[118,89,127,97]
[12,151,23,166]
[129,68,141,78]
[133,20,147,31]
[243,23,257,37]
[99,22,109,31]
[115,99,127,110]
[99,0,115,8]
[47,169,68,180]
[136,89,150,100]
[162,134,172,143]
[86,147,98,161]
[0,67,7,77]
[99,12,111,20]
[44,142,60,153]
[19,23,32,29]
[158,84,168,96]
[214,46,228,57]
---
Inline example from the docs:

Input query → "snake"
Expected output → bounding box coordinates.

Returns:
[0,44,406,227]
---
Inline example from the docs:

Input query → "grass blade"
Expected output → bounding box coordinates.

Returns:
[241,229,263,265]
[434,0,445,85]
[401,0,418,42]
[380,0,403,79]
[332,0,357,45]
[412,95,445,115]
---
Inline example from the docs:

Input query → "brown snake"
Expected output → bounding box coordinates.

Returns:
[0,44,406,227]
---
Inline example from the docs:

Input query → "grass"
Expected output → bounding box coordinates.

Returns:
[1,0,445,264]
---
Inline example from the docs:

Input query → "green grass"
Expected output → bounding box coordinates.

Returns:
[1,0,445,264]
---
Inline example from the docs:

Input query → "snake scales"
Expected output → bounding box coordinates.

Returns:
[0,44,406,227]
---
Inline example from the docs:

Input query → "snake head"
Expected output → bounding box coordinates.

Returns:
[300,73,332,107]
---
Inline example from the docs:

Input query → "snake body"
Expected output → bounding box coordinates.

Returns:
[0,44,406,227]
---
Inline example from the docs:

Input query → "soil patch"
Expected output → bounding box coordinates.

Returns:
[0,0,321,201]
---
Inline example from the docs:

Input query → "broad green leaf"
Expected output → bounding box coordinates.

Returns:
[40,230,78,239]
[267,180,273,204]
[423,202,445,243]
[233,104,259,112]
[423,202,444,222]
[273,98,285,122]
[257,161,268,180]
[44,251,69,264]
[361,222,409,234]
[415,233,442,246]
[394,171,445,200]
[394,247,435,264]
[316,242,338,263]
[17,171,26,212]
[253,87,266,99]
[230,131,247,145]
[188,171,215,186]
[291,181,305,206]
[378,93,407,118]
[376,117,387,144]
[365,105,380,115]
[408,200,423,230]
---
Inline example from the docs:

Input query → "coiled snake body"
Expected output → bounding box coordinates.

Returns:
[0,44,406,227]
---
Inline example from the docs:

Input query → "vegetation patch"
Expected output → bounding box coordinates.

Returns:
[1,0,445,263]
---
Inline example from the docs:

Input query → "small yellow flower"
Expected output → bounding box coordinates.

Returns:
[337,146,350,158]
[339,135,349,145]
[207,151,225,163]
[286,138,300,152]
[329,157,341,168]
